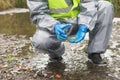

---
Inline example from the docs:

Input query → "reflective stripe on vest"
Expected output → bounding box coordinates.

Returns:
[48,0,80,19]
[49,5,72,13]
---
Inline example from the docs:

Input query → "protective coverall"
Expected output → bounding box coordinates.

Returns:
[27,0,114,59]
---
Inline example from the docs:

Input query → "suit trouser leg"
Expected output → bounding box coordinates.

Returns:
[30,17,78,59]
[31,28,65,58]
[87,1,114,54]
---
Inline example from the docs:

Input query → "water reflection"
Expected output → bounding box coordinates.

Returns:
[46,62,66,74]
[0,11,120,80]
[0,13,35,38]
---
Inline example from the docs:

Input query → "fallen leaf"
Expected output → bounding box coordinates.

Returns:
[22,67,30,71]
[55,74,62,79]
[16,64,21,67]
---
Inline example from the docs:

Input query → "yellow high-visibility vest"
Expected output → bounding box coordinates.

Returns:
[48,0,80,19]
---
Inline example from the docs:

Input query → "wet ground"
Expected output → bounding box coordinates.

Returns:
[0,9,120,80]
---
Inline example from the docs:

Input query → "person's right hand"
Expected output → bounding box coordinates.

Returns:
[54,23,72,41]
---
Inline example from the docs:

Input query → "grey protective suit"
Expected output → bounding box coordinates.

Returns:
[27,0,114,58]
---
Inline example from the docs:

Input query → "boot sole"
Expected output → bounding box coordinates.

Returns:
[88,59,108,66]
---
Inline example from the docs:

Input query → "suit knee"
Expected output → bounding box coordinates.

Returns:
[45,37,62,51]
[31,30,61,51]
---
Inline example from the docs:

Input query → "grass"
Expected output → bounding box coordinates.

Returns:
[108,0,120,12]
[15,0,27,8]
[0,0,26,10]
[0,0,14,10]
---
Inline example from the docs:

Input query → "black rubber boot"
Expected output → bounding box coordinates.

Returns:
[49,56,63,62]
[88,53,107,65]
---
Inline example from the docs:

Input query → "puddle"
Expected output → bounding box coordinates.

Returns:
[0,9,120,80]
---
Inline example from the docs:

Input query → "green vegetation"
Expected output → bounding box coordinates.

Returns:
[0,0,119,16]
[108,0,120,12]
[15,0,26,8]
[0,0,26,10]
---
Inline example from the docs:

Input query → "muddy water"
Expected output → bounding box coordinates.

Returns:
[0,11,120,80]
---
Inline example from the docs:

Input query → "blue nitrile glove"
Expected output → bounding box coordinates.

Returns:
[69,24,88,43]
[54,23,72,41]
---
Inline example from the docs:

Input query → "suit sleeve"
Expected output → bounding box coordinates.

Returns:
[27,0,59,32]
[78,0,99,31]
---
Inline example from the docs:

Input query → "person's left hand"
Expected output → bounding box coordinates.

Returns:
[69,24,88,43]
